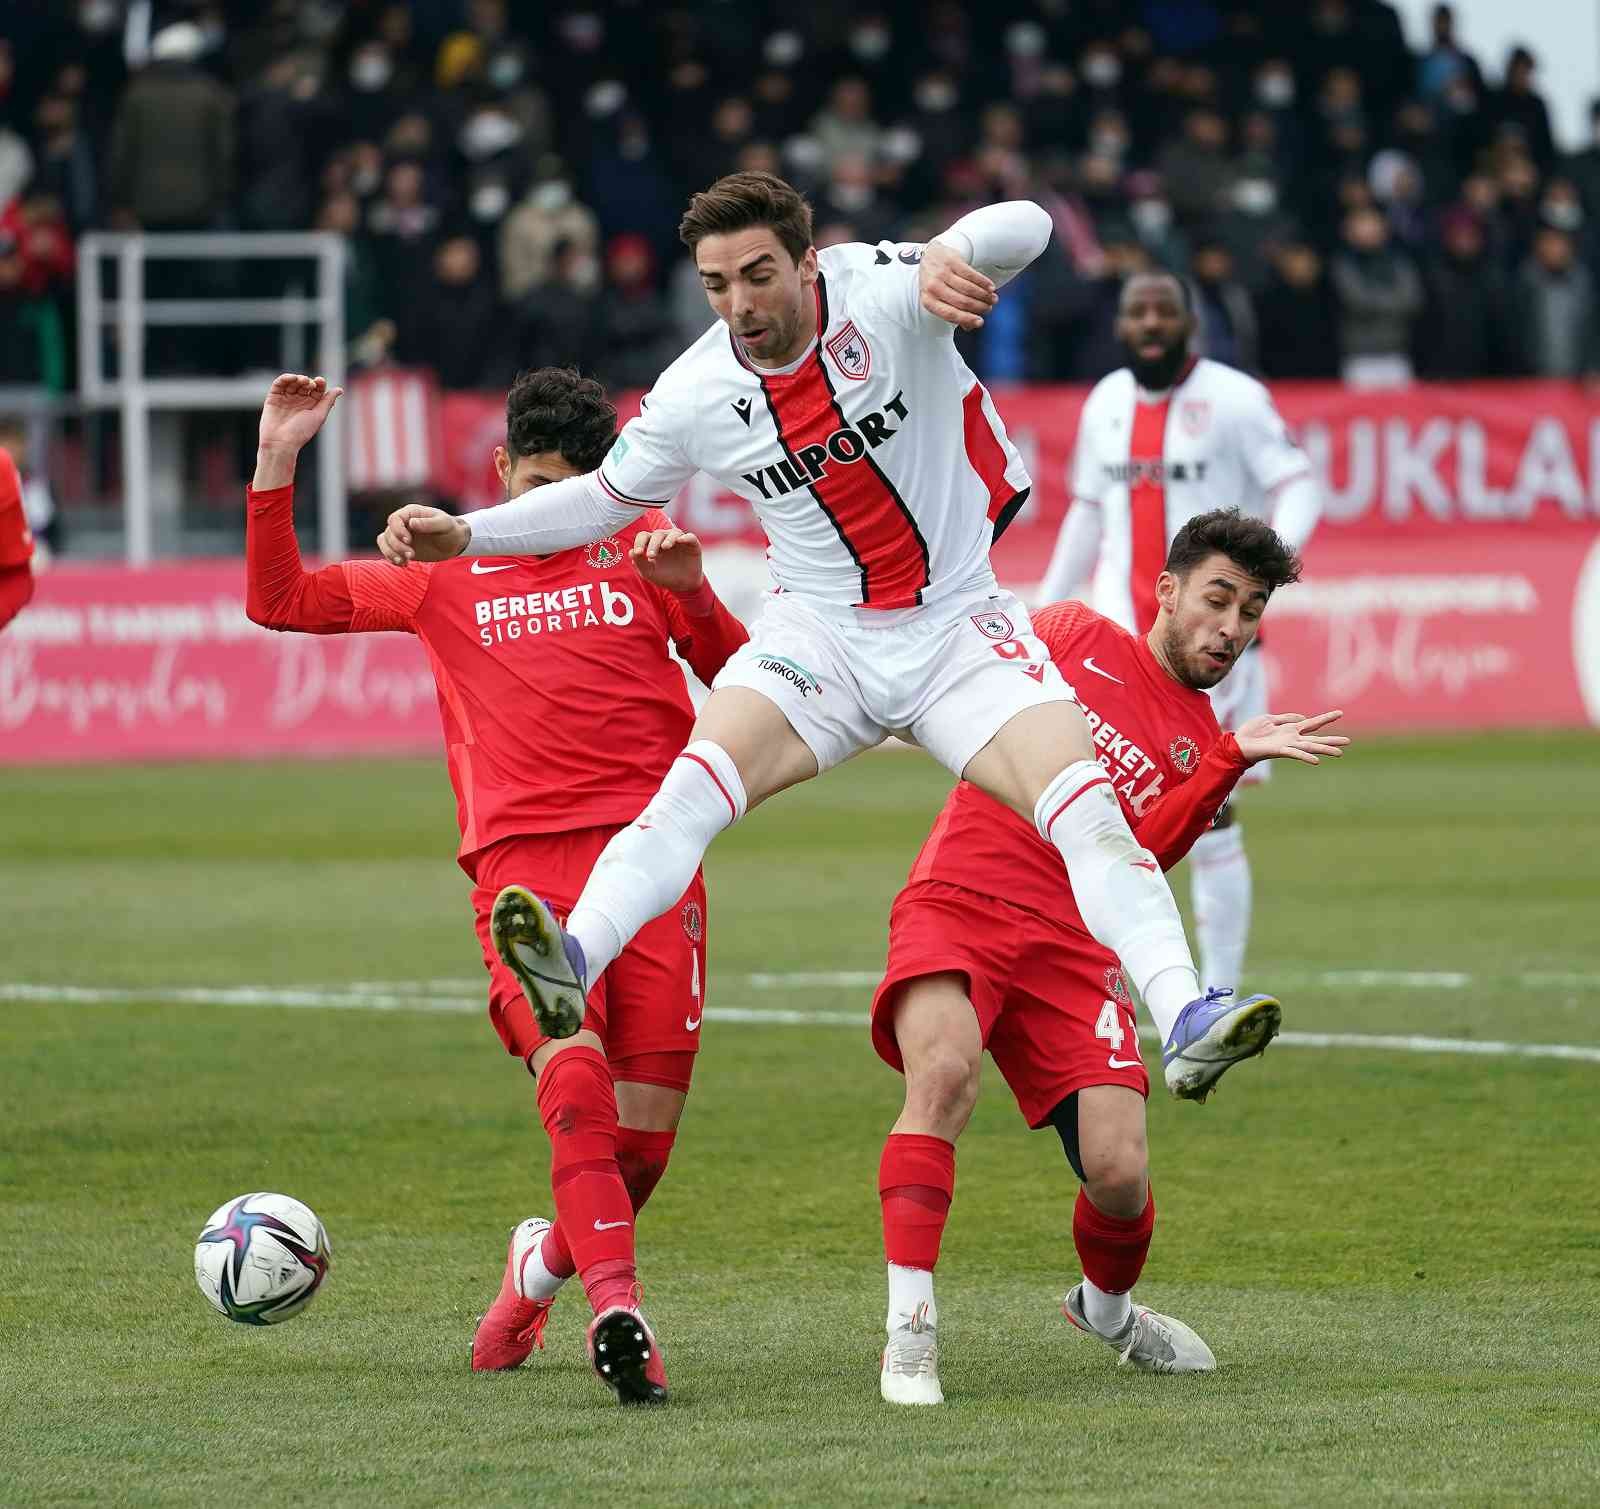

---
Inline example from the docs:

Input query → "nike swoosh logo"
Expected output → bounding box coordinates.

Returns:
[1082,655,1123,683]
[470,560,517,574]
[685,1014,702,1031]
[1107,1056,1142,1069]
[593,1218,630,1231]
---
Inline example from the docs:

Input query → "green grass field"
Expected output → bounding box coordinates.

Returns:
[4,734,1599,1507]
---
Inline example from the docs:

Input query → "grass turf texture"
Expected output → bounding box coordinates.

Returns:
[3,733,1599,1507]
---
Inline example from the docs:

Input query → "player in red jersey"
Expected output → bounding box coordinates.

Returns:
[245,370,747,1405]
[0,443,36,632]
[871,510,1349,1403]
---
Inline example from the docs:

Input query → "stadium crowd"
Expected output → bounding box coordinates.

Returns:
[3,0,1600,394]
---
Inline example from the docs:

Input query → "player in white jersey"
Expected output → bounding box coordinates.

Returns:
[378,174,1283,1132]
[1038,270,1323,999]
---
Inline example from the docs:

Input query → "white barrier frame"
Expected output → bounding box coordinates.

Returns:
[76,232,346,565]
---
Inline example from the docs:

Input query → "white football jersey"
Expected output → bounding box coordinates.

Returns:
[1070,357,1312,631]
[597,242,1030,610]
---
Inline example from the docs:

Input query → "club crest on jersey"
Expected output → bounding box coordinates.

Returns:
[1181,399,1212,437]
[1169,735,1200,773]
[585,537,624,570]
[681,900,704,944]
[971,611,1015,641]
[825,321,871,380]
[1104,967,1131,1005]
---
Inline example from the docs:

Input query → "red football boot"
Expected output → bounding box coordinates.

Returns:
[585,1292,669,1405]
[471,1217,558,1372]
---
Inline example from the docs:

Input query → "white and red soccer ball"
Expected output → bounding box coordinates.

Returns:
[193,1192,331,1325]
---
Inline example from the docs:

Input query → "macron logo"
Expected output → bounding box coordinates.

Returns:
[1082,655,1123,684]
[470,560,517,575]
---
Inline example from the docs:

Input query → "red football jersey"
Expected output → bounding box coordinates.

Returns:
[0,449,35,568]
[907,599,1249,936]
[245,485,747,866]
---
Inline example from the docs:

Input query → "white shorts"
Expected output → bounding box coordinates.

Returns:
[712,588,1077,776]
[1206,642,1270,786]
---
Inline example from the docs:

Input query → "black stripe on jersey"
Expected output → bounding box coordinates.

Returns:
[597,468,667,506]
[809,283,931,605]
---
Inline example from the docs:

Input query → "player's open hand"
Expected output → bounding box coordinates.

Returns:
[1235,710,1350,766]
[257,373,343,456]
[376,503,470,565]
[630,525,704,595]
[918,242,998,331]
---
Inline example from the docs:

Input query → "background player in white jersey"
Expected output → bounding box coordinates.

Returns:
[376,174,1283,1118]
[1037,271,1323,1000]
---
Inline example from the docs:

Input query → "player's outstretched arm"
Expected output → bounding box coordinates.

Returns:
[377,474,646,566]
[254,372,343,489]
[1234,710,1349,766]
[919,200,1053,330]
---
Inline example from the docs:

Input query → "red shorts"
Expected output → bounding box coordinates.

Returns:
[871,878,1148,1127]
[466,827,707,1071]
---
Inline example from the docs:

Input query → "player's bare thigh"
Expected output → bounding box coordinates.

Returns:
[1074,1083,1148,1218]
[530,1033,686,1132]
[690,684,820,809]
[960,698,1099,819]
[889,972,984,1141]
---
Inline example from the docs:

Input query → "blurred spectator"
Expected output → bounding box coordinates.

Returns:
[1491,46,1555,170]
[30,93,97,232]
[399,235,511,390]
[594,234,678,392]
[366,159,441,315]
[314,191,387,364]
[107,23,235,230]
[810,78,882,174]
[1419,208,1513,378]
[1513,227,1600,379]
[1256,242,1340,380]
[1329,204,1423,387]
[0,189,73,389]
[1417,5,1484,105]
[815,155,896,245]
[238,53,328,232]
[1567,100,1600,221]
[1158,110,1233,225]
[498,174,599,306]
[1124,171,1188,273]
[1369,150,1427,252]
[1190,240,1257,373]
[520,238,602,374]
[0,117,35,210]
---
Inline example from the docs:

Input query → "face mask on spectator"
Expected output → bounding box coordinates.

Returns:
[1257,73,1294,108]
[350,50,392,93]
[1132,199,1173,236]
[487,53,523,90]
[764,32,804,68]
[1542,199,1583,231]
[851,25,891,61]
[1006,23,1047,58]
[472,183,511,222]
[1233,178,1278,215]
[1083,53,1121,89]
[461,111,522,160]
[915,79,957,113]
[79,0,118,34]
[532,181,573,213]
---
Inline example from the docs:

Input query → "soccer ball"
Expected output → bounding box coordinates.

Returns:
[194,1192,331,1325]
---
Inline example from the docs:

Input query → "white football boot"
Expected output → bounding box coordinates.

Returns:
[880,1301,944,1405]
[1062,1284,1216,1373]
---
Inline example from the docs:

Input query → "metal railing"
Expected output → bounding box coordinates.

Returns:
[76,231,347,565]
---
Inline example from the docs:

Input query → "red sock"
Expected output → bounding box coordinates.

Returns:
[878,1133,955,1270]
[535,1047,636,1314]
[537,1128,678,1282]
[1072,1184,1155,1294]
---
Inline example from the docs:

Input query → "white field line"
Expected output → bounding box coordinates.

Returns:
[4,981,1599,1064]
[743,969,1600,992]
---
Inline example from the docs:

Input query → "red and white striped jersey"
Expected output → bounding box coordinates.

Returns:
[1069,358,1312,632]
[597,242,1030,610]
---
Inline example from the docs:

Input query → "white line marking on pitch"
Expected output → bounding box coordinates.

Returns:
[743,968,1600,992]
[4,982,1598,1064]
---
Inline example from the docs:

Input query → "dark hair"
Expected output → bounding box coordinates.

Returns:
[1164,507,1302,594]
[1120,267,1192,312]
[678,171,814,264]
[504,367,616,472]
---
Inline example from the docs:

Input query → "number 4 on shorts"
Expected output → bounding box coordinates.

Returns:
[1093,1000,1126,1052]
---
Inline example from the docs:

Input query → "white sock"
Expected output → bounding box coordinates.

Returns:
[518,1230,569,1302]
[566,741,747,983]
[1080,1277,1131,1336]
[886,1263,936,1331]
[1035,761,1199,1036]
[1189,824,1251,996]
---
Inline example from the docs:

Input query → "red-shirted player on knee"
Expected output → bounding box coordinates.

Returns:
[245,371,747,1405]
[872,510,1350,1404]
